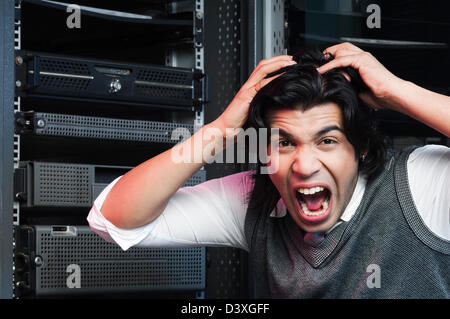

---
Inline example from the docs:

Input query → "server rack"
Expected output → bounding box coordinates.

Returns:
[3,0,214,299]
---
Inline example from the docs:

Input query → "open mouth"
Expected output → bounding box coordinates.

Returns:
[293,185,332,222]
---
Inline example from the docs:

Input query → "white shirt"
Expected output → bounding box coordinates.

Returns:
[87,145,450,251]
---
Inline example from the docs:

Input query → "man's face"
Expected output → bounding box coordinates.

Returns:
[267,102,359,233]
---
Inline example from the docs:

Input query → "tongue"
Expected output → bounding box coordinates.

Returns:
[301,192,327,211]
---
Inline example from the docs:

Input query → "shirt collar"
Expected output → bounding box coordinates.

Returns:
[269,173,368,223]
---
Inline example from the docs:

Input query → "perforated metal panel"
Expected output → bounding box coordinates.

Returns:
[28,56,93,91]
[137,69,192,84]
[32,112,194,143]
[263,0,286,58]
[183,170,206,187]
[34,162,91,207]
[207,246,246,298]
[39,57,90,75]
[39,75,91,91]
[136,84,192,101]
[204,0,249,299]
[215,0,242,116]
[33,226,205,296]
[135,62,193,101]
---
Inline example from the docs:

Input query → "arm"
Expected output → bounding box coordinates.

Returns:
[101,55,296,230]
[88,170,255,251]
[383,80,450,138]
[101,123,219,229]
[317,42,450,137]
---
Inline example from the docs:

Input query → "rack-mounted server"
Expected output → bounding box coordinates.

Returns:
[14,161,206,208]
[15,111,195,144]
[14,225,206,297]
[15,50,206,111]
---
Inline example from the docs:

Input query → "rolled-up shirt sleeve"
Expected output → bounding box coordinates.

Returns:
[87,171,255,251]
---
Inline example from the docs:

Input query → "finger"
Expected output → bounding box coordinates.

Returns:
[323,42,364,56]
[248,57,294,80]
[324,42,364,54]
[322,49,359,81]
[330,49,364,59]
[316,54,360,74]
[249,73,283,98]
[253,56,294,75]
[246,59,296,88]
[257,55,294,67]
[259,74,282,88]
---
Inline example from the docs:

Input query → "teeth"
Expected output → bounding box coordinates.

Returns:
[299,197,330,216]
[297,186,324,195]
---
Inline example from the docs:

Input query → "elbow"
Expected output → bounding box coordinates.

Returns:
[101,200,126,229]
[101,201,166,230]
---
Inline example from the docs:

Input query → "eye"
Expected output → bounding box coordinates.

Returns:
[320,138,337,145]
[279,140,293,147]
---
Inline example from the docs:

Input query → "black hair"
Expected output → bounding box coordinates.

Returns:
[245,47,386,216]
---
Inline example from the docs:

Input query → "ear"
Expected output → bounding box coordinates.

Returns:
[360,150,368,162]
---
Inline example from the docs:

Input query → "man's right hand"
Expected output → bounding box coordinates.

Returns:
[212,55,297,138]
[318,42,450,137]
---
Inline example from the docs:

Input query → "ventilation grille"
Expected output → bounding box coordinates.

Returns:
[39,75,91,90]
[204,0,248,299]
[263,0,286,58]
[137,69,191,85]
[39,58,91,76]
[271,0,285,56]
[35,163,91,206]
[35,112,194,143]
[136,84,192,100]
[216,0,241,114]
[35,226,205,293]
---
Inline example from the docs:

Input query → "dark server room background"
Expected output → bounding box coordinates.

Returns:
[0,0,449,299]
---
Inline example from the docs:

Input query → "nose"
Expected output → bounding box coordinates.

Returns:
[291,146,321,178]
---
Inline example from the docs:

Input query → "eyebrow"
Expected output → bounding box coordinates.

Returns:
[276,125,344,140]
[313,125,344,139]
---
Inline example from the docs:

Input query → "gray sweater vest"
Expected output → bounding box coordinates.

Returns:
[244,147,450,298]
